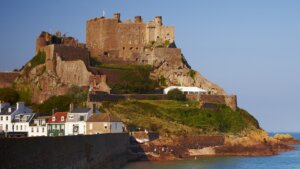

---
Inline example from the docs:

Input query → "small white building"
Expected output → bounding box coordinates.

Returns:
[163,86,207,95]
[12,113,35,136]
[65,107,100,136]
[28,116,50,137]
[0,102,32,136]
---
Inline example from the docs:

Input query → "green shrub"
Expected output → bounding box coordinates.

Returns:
[89,57,101,67]
[66,85,88,106]
[0,88,19,104]
[158,75,167,87]
[110,65,159,93]
[17,88,32,105]
[29,51,46,69]
[164,40,170,47]
[188,69,196,80]
[167,89,186,101]
[36,95,72,114]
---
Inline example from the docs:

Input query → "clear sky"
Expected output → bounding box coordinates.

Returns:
[0,0,300,132]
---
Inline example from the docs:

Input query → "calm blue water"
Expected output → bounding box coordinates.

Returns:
[122,133,300,169]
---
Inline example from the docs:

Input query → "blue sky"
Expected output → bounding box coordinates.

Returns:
[1,0,300,132]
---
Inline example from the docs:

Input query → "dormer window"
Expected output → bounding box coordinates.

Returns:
[61,116,64,122]
[52,117,55,122]
[68,115,74,119]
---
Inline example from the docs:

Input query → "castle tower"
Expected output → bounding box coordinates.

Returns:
[134,16,142,23]
[155,16,162,26]
[114,13,121,22]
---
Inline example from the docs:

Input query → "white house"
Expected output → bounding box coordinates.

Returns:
[28,116,50,137]
[12,113,35,137]
[65,107,100,136]
[0,102,32,137]
[163,86,207,95]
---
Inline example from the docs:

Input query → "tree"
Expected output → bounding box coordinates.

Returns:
[0,88,19,104]
[167,89,186,101]
[37,95,72,114]
[66,85,88,106]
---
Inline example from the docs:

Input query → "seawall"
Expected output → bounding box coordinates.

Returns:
[0,133,129,169]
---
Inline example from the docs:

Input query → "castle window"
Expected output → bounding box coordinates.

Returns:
[123,47,125,50]
[136,47,138,50]
[130,47,133,50]
[157,36,160,39]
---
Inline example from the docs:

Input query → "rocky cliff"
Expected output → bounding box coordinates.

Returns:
[14,36,109,103]
[146,47,225,95]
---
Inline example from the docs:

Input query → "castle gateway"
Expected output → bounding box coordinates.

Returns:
[86,13,174,63]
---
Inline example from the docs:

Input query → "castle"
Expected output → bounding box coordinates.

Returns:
[86,13,175,64]
[0,13,236,109]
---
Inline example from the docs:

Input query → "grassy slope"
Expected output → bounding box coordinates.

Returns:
[102,100,260,135]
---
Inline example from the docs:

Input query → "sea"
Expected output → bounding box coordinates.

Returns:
[122,133,300,169]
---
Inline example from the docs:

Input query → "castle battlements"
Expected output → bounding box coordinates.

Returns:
[86,13,175,63]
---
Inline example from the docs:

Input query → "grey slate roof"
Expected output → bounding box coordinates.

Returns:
[70,108,91,113]
[0,106,16,115]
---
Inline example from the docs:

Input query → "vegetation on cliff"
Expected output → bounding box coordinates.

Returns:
[167,89,186,101]
[101,100,260,135]
[95,64,160,94]
[0,88,19,104]
[31,85,88,114]
[21,51,46,72]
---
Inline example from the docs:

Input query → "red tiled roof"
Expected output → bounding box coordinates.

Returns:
[48,112,68,123]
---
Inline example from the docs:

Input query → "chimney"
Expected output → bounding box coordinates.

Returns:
[69,103,74,112]
[114,13,121,22]
[134,16,142,23]
[17,102,25,111]
[92,103,96,114]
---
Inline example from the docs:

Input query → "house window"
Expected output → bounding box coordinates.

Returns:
[0,116,2,121]
[89,123,93,130]
[115,123,117,129]
[68,115,74,119]
[104,123,108,129]
[79,116,84,121]
[42,127,45,133]
[5,124,8,131]
[52,117,55,122]
[61,125,64,130]
[20,125,22,130]
[61,116,64,122]
[31,127,34,132]
[6,116,8,121]
[37,127,39,133]
[16,125,18,131]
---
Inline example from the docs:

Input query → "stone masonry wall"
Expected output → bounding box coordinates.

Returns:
[0,133,129,169]
[0,72,19,88]
[186,94,237,111]
[86,15,174,62]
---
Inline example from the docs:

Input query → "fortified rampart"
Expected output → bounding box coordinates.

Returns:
[36,31,85,52]
[186,94,237,111]
[0,72,19,88]
[86,13,174,63]
[0,133,129,169]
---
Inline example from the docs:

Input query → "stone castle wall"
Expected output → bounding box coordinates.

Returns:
[0,72,19,88]
[0,133,129,169]
[186,94,237,111]
[86,14,174,63]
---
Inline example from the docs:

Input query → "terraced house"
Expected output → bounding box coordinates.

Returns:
[48,112,68,136]
[65,106,100,136]
[0,102,33,137]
